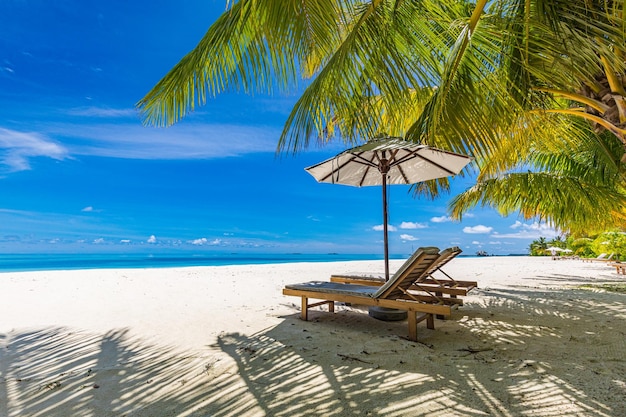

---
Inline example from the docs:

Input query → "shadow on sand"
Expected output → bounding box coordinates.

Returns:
[1,283,624,416]
[214,284,626,416]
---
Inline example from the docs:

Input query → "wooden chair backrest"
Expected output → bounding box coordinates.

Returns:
[426,246,462,276]
[373,246,440,299]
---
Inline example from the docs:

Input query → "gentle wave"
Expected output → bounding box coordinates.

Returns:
[0,253,394,273]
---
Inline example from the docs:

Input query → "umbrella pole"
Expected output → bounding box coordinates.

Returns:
[370,172,407,321]
[382,174,390,281]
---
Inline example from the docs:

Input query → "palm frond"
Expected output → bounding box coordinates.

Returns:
[450,125,626,233]
[138,0,345,127]
[277,1,447,152]
[450,172,626,233]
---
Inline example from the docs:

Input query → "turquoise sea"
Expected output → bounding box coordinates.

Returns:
[0,252,511,273]
[0,252,399,273]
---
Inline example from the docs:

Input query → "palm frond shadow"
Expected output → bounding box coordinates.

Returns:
[215,329,474,416]
[0,327,234,417]
[1,283,624,416]
[213,285,625,416]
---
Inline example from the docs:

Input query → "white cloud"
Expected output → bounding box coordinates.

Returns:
[400,234,418,241]
[81,206,102,213]
[189,237,222,246]
[472,241,481,245]
[510,221,523,229]
[494,221,560,239]
[46,122,280,160]
[120,239,131,244]
[488,241,502,245]
[147,235,157,243]
[373,225,397,232]
[93,238,105,244]
[463,225,493,234]
[0,127,68,172]
[431,216,452,223]
[510,220,554,232]
[0,120,283,175]
[399,221,428,229]
[67,106,136,118]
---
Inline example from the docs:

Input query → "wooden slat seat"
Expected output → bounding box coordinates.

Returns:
[283,247,450,341]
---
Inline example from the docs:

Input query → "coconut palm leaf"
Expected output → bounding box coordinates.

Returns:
[138,0,347,127]
[138,0,626,233]
[450,172,626,233]
[277,1,453,152]
[449,126,626,233]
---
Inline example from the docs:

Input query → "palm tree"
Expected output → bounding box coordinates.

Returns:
[137,0,626,232]
[448,124,626,234]
[529,236,548,256]
[547,236,565,248]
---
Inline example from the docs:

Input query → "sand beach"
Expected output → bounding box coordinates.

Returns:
[1,256,625,416]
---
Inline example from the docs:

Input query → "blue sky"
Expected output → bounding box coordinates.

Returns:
[0,0,560,256]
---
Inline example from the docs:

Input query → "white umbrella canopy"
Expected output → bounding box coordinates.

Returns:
[305,137,473,280]
[546,246,564,252]
[305,137,473,187]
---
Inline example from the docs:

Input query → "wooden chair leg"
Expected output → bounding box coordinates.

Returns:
[426,314,435,329]
[301,297,308,321]
[408,312,417,341]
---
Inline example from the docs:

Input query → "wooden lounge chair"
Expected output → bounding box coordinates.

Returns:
[330,247,477,301]
[609,262,626,274]
[283,247,451,341]
[582,253,614,263]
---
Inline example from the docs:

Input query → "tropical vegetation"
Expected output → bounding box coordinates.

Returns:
[137,0,626,237]
[529,231,626,259]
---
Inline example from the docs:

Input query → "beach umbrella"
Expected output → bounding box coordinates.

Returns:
[546,246,564,252]
[305,137,472,281]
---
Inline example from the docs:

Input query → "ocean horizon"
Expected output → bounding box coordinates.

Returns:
[0,251,521,273]
[0,252,394,273]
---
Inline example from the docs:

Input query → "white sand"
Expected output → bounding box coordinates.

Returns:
[1,256,625,416]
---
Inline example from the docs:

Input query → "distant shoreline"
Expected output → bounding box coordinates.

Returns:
[0,252,529,273]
